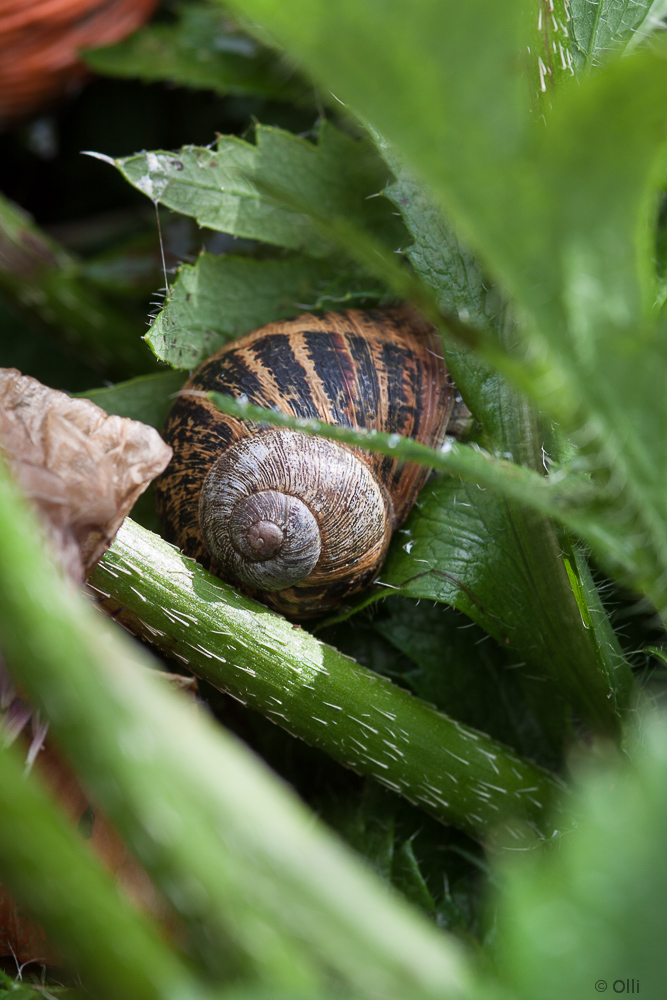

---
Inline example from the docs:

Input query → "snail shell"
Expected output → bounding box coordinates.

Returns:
[155,308,454,617]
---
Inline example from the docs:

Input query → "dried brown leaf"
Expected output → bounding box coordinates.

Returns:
[0,368,172,581]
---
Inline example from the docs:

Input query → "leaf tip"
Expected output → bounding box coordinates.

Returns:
[80,150,117,167]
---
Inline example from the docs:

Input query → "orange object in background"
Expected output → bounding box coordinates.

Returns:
[0,0,160,129]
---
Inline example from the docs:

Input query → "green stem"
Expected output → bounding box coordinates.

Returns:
[0,740,202,1000]
[91,519,568,844]
[530,0,574,100]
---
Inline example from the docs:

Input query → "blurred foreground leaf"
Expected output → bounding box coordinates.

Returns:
[0,460,471,998]
[488,707,667,999]
[0,740,201,1000]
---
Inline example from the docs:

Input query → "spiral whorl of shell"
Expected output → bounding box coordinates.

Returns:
[155,308,453,617]
[199,428,392,593]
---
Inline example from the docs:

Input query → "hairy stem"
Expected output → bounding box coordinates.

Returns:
[91,519,568,844]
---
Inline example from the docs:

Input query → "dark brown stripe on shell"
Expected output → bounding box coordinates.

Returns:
[191,348,266,405]
[301,328,359,428]
[346,332,382,428]
[248,332,322,420]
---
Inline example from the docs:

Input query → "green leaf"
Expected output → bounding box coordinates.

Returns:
[220,0,533,268]
[76,370,187,427]
[113,121,405,257]
[381,150,667,636]
[84,2,311,104]
[374,158,633,731]
[148,253,385,368]
[317,779,486,942]
[379,473,629,739]
[567,0,667,70]
[518,55,667,611]
[369,600,567,770]
[381,153,539,440]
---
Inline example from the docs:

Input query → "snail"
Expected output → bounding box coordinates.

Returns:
[155,308,455,617]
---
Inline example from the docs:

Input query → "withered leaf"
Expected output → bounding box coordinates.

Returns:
[0,368,172,581]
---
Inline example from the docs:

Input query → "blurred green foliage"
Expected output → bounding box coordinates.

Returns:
[2,1,667,998]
